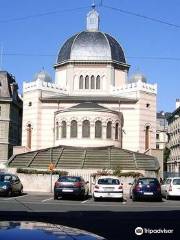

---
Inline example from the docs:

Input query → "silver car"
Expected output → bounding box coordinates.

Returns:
[161,177,180,199]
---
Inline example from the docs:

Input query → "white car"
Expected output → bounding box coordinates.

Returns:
[93,176,123,201]
[161,177,180,199]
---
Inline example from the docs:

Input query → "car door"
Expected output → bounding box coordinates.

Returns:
[11,175,20,193]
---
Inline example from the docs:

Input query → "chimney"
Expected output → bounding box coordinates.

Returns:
[176,99,180,109]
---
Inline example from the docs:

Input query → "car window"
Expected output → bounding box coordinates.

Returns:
[58,176,80,182]
[137,178,159,185]
[12,176,17,181]
[165,179,171,184]
[98,178,120,185]
[173,179,180,185]
[0,175,12,182]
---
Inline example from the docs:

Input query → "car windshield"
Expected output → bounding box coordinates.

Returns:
[137,178,159,185]
[0,175,12,182]
[58,176,81,182]
[98,178,120,185]
[173,179,180,185]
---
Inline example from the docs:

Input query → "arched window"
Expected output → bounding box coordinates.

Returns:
[145,125,150,150]
[115,123,119,140]
[61,121,66,138]
[96,75,100,89]
[91,75,95,89]
[70,120,77,138]
[79,75,83,89]
[95,120,102,138]
[56,122,59,140]
[82,120,90,138]
[27,123,32,149]
[106,121,112,139]
[85,75,89,89]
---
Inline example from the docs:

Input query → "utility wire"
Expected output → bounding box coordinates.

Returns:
[0,6,89,24]
[103,5,180,29]
[2,52,180,61]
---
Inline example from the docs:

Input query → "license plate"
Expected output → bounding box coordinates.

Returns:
[144,192,153,195]
[62,189,73,192]
[103,188,114,191]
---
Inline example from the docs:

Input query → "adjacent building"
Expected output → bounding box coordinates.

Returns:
[156,111,169,150]
[167,99,180,173]
[0,71,22,166]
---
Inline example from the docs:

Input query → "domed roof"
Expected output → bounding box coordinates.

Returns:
[130,73,147,83]
[33,70,52,83]
[57,31,126,65]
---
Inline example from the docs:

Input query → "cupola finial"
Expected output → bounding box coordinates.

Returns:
[87,1,99,31]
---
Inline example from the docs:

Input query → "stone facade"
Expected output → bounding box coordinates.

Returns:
[167,100,180,173]
[0,71,22,166]
[21,7,157,154]
[156,112,169,150]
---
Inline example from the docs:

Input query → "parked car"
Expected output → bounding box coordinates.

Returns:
[161,177,180,199]
[0,173,23,197]
[129,177,162,201]
[54,176,89,200]
[0,221,106,240]
[93,176,123,201]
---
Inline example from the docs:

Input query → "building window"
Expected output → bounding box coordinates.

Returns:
[28,102,32,107]
[146,103,150,108]
[27,123,32,149]
[85,75,89,89]
[0,106,1,116]
[156,134,159,140]
[91,75,95,89]
[0,82,1,86]
[96,75,100,89]
[61,121,66,138]
[95,120,102,138]
[79,75,83,89]
[145,125,150,150]
[115,123,119,140]
[156,144,160,149]
[106,121,112,139]
[82,120,90,138]
[56,122,59,140]
[70,120,77,138]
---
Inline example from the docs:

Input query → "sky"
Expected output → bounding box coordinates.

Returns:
[0,0,179,112]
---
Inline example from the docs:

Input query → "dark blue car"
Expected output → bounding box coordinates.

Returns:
[130,177,162,201]
[0,173,23,197]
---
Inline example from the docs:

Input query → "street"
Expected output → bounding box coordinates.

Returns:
[0,193,180,239]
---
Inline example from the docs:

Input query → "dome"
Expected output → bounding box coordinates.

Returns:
[130,73,147,83]
[57,31,126,65]
[33,70,52,83]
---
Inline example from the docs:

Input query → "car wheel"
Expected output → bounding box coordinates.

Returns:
[166,194,170,200]
[94,197,98,202]
[132,195,137,202]
[86,190,89,199]
[7,189,12,197]
[157,197,162,202]
[54,193,58,200]
[19,187,23,196]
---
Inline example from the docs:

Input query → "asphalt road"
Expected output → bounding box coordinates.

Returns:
[0,192,180,240]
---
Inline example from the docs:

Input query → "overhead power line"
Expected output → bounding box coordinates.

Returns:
[0,6,89,24]
[2,52,180,61]
[103,5,180,29]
